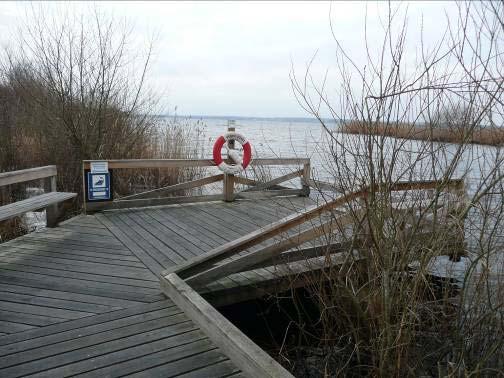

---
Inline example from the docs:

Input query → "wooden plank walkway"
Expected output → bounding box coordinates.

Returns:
[0,197,310,376]
[0,299,242,377]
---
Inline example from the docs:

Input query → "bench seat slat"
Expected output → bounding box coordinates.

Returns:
[0,193,76,222]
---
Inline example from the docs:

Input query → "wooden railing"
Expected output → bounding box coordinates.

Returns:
[83,158,311,213]
[0,166,58,188]
[162,178,465,287]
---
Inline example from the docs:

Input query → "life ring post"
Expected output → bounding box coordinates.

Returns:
[212,124,252,201]
[224,123,235,202]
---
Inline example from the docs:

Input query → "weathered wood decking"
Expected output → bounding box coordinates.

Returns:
[0,172,466,377]
[0,197,311,377]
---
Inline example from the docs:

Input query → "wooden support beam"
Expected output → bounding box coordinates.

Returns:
[161,273,294,378]
[245,240,359,271]
[243,170,303,192]
[120,174,224,200]
[234,176,258,186]
[234,176,289,190]
[187,212,356,287]
[202,250,365,307]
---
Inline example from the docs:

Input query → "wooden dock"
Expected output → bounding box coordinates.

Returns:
[0,158,466,377]
[0,197,314,377]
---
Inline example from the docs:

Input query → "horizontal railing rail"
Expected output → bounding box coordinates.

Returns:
[83,158,312,212]
[82,158,310,170]
[0,166,57,187]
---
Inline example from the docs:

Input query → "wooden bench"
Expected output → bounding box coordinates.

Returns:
[0,166,77,227]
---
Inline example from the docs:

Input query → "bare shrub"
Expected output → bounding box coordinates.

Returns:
[282,1,504,376]
[0,6,157,204]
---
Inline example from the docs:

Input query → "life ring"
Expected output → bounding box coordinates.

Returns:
[213,132,252,174]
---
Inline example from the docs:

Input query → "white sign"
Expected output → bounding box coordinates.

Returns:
[90,161,109,173]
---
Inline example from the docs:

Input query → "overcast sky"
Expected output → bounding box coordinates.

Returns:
[0,1,458,118]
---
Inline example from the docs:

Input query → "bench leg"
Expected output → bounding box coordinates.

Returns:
[46,204,59,228]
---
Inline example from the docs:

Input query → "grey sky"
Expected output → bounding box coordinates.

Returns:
[0,1,458,118]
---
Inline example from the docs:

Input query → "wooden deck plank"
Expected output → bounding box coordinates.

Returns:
[96,213,166,276]
[0,283,145,308]
[21,232,125,249]
[122,211,193,263]
[0,309,186,367]
[0,255,156,282]
[0,317,195,377]
[0,309,64,327]
[0,263,159,289]
[10,237,132,255]
[134,210,204,259]
[147,208,220,251]
[0,300,93,320]
[5,241,140,260]
[0,291,120,314]
[0,246,146,268]
[0,270,163,299]
[157,206,229,246]
[57,224,116,236]
[59,214,107,228]
[0,321,37,334]
[41,227,123,243]
[37,332,212,377]
[125,349,229,378]
[0,301,174,349]
[176,359,241,378]
[159,207,256,288]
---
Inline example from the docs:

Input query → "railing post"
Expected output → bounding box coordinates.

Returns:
[301,161,311,196]
[82,163,87,214]
[223,122,235,202]
[223,174,234,202]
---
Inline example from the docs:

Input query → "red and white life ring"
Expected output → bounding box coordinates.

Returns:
[213,132,252,174]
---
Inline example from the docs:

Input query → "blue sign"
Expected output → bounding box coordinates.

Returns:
[87,172,111,201]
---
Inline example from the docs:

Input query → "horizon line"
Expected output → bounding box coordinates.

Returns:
[157,114,336,122]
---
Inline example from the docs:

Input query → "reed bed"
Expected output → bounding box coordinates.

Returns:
[340,121,504,146]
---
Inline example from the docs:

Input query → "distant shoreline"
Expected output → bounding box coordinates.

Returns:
[157,114,334,124]
[339,121,504,147]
